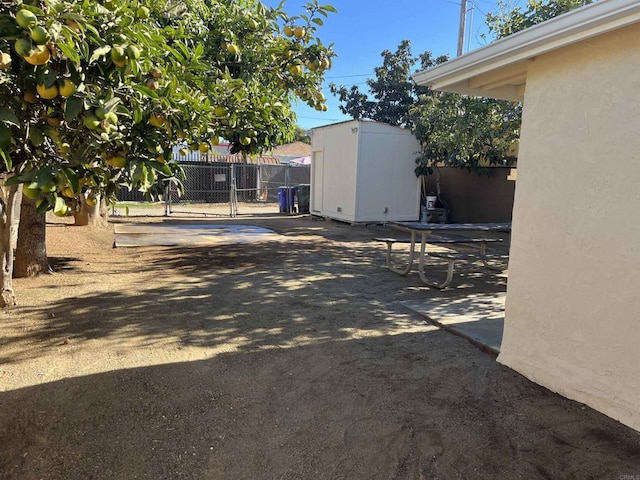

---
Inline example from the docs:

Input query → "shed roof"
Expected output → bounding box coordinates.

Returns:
[413,0,640,101]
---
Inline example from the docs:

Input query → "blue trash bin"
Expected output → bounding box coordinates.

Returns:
[277,186,298,213]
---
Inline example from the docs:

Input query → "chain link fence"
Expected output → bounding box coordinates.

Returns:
[114,160,310,217]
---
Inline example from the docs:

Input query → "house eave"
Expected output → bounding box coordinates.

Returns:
[413,0,640,101]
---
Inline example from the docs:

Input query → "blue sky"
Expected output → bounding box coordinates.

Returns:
[265,0,519,130]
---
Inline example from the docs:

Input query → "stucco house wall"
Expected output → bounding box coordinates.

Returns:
[413,0,640,432]
[499,23,640,431]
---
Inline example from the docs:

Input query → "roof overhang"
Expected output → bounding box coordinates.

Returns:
[413,0,640,101]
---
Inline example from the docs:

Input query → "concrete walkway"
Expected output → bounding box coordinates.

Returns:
[402,292,505,354]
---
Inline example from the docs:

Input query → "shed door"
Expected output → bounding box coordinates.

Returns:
[311,149,323,213]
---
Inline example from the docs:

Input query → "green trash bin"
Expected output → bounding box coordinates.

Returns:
[297,184,310,214]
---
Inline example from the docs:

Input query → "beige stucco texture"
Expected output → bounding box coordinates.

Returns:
[499,23,640,431]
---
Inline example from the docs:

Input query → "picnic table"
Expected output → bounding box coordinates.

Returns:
[382,222,512,288]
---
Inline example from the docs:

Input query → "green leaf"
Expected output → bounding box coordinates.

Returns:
[320,5,338,13]
[64,96,83,121]
[312,18,324,26]
[62,168,79,193]
[0,123,12,149]
[131,85,159,99]
[28,127,44,147]
[57,41,81,65]
[0,108,19,127]
[36,198,50,215]
[0,149,11,171]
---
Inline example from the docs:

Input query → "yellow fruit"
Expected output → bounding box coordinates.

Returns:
[85,196,98,207]
[15,9,38,30]
[294,27,306,39]
[62,186,75,198]
[53,197,69,217]
[284,25,294,37]
[0,52,11,70]
[83,115,101,130]
[30,26,49,45]
[23,186,41,199]
[307,59,320,71]
[150,67,162,79]
[104,112,118,124]
[36,82,58,100]
[57,79,76,98]
[214,106,227,117]
[137,6,150,19]
[113,58,128,68]
[247,19,259,30]
[24,45,50,65]
[226,43,240,55]
[126,44,141,60]
[111,46,126,62]
[198,143,210,153]
[288,64,303,75]
[320,57,331,69]
[178,148,188,156]
[60,143,71,154]
[106,155,126,168]
[239,136,251,146]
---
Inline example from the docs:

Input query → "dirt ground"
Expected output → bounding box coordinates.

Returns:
[1,208,639,479]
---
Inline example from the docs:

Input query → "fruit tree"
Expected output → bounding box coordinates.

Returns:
[0,0,336,306]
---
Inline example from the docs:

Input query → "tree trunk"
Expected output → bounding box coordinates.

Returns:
[0,179,22,307]
[14,194,50,278]
[74,194,108,227]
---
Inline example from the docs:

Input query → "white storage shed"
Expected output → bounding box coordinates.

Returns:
[310,119,421,223]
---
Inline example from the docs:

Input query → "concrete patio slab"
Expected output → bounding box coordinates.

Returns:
[401,292,505,354]
[114,223,280,247]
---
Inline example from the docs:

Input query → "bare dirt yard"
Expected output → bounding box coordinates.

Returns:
[1,209,639,479]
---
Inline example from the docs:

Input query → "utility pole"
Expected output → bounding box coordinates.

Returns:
[457,0,468,57]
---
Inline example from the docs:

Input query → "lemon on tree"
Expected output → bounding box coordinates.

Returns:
[36,82,58,100]
[30,26,49,45]
[288,63,303,75]
[15,9,38,30]
[57,79,76,97]
[284,25,294,37]
[106,154,126,168]
[83,114,101,130]
[24,45,51,66]
[137,6,150,19]
[294,27,306,39]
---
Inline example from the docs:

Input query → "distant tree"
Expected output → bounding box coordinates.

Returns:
[485,0,595,39]
[330,40,519,197]
[329,40,447,128]
[294,126,311,144]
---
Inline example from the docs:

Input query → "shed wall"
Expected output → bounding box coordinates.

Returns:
[499,23,640,431]
[311,120,420,223]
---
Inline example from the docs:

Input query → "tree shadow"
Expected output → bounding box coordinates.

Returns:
[1,332,639,480]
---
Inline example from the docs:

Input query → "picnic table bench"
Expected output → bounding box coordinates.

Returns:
[378,222,511,288]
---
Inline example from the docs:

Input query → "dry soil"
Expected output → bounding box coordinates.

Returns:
[1,211,639,479]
